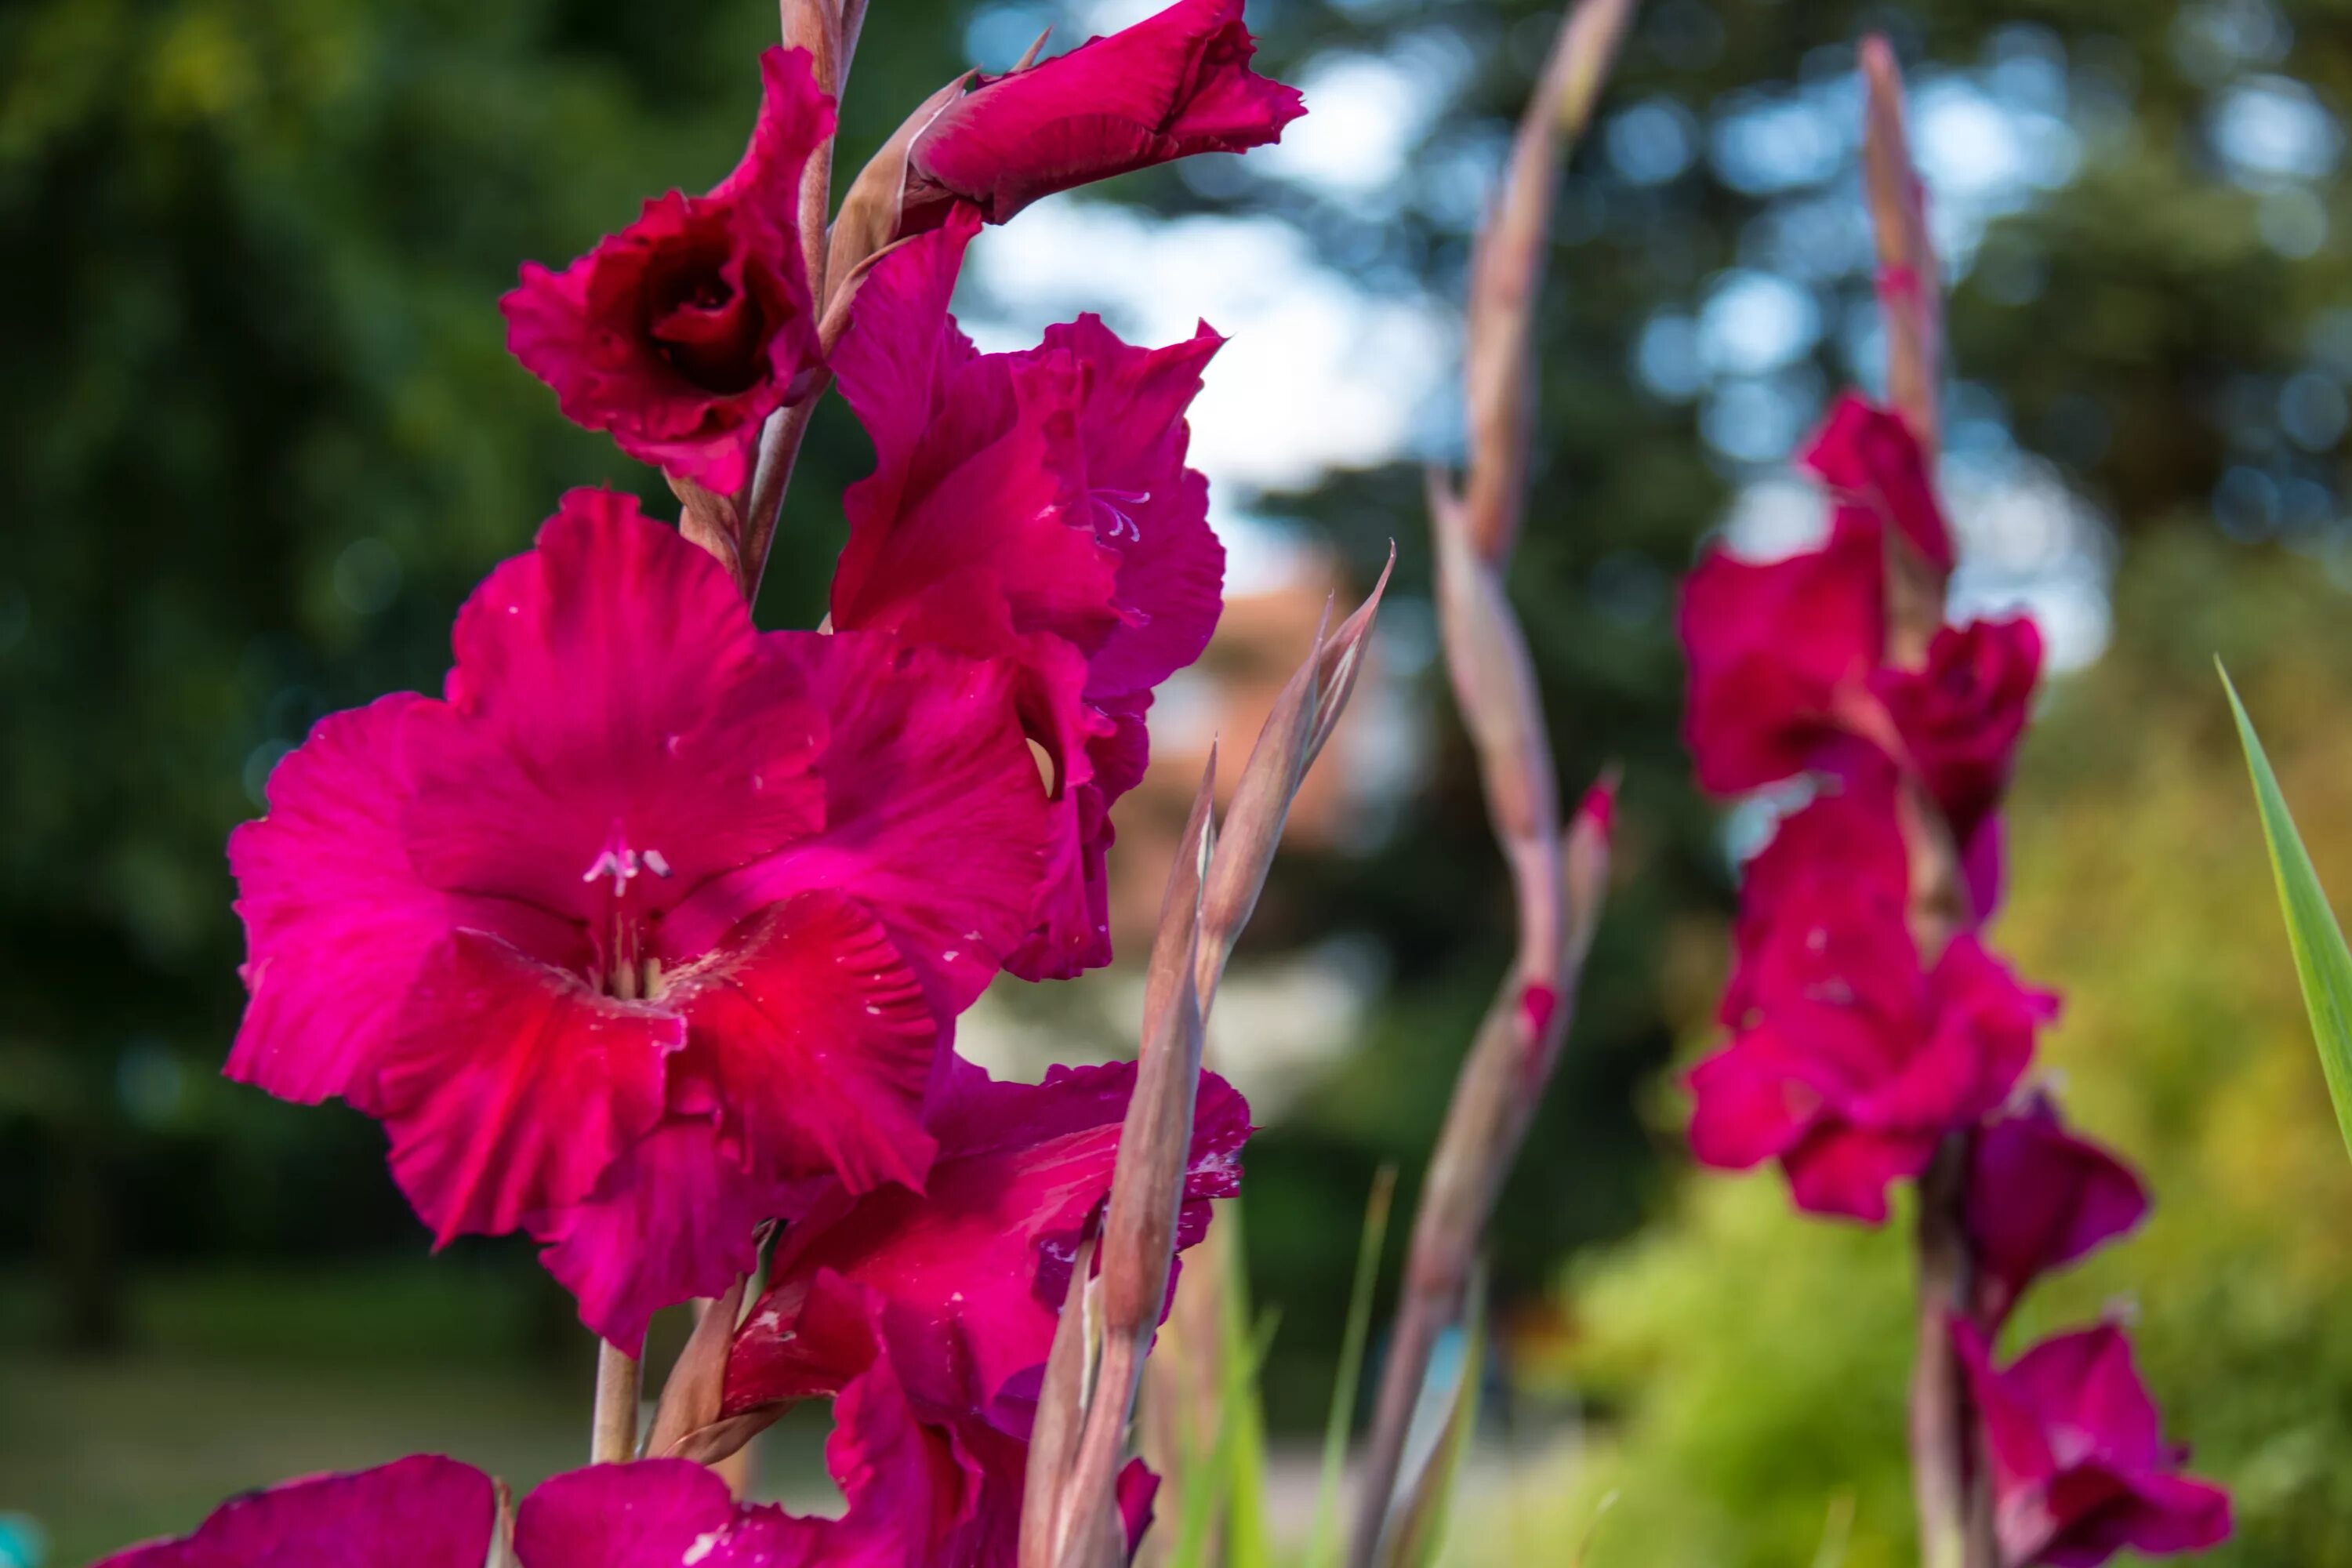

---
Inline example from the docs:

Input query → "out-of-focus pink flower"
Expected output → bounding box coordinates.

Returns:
[902,0,1303,228]
[1968,1094,2147,1327]
[227,492,1050,1345]
[720,1059,1250,1567]
[1799,392,1954,574]
[93,1455,495,1568]
[1722,762,1911,1027]
[829,210,1226,978]
[1955,1321,2232,1566]
[1875,615,2043,850]
[502,49,831,493]
[1678,515,1889,794]
[1687,887,2051,1223]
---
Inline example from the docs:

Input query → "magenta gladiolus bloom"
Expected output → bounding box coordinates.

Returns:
[1968,1094,2148,1326]
[1956,1322,2232,1566]
[903,0,1304,228]
[503,49,831,493]
[721,1060,1250,1566]
[1678,514,1889,795]
[829,209,1227,978]
[93,1455,495,1568]
[1875,614,2043,851]
[1687,886,2052,1222]
[227,491,1050,1345]
[1798,391,1955,573]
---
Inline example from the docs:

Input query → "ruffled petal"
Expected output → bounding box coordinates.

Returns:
[831,260,1118,660]
[227,694,582,1107]
[726,1062,1250,1436]
[1968,1094,2148,1323]
[1036,314,1226,699]
[372,931,681,1247]
[666,632,1053,1014]
[667,891,942,1196]
[408,492,823,931]
[532,1116,802,1349]
[514,1459,828,1568]
[1677,514,1886,794]
[93,1454,496,1568]
[1798,392,1955,573]
[1780,1123,1938,1222]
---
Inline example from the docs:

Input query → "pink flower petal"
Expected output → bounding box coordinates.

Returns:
[908,0,1305,224]
[531,1117,801,1349]
[94,1454,495,1568]
[1968,1094,2149,1324]
[226,694,583,1108]
[1780,1124,1937,1223]
[668,891,942,1195]
[1798,392,1955,573]
[1678,514,1887,794]
[515,1460,827,1568]
[408,491,822,930]
[725,1062,1250,1436]
[1036,314,1226,699]
[372,930,681,1247]
[665,632,1054,1014]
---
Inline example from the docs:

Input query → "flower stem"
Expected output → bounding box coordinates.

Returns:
[592,1338,643,1465]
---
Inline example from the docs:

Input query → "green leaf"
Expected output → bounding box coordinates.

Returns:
[2223,662,2352,1163]
[1305,1166,1398,1568]
[1218,1203,1273,1568]
[1163,1286,1279,1568]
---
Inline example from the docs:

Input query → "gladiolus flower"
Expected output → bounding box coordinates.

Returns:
[1955,1321,2232,1566]
[227,491,1050,1345]
[829,209,1226,977]
[1968,1094,2148,1326]
[1687,887,2052,1222]
[1875,614,2043,851]
[1678,514,1889,795]
[720,1059,1250,1566]
[1800,391,1955,574]
[902,0,1304,229]
[93,1455,495,1568]
[503,49,832,493]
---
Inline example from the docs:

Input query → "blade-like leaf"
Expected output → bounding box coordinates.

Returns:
[1163,1302,1279,1568]
[1217,1207,1274,1568]
[1305,1167,1398,1568]
[2223,663,2352,1163]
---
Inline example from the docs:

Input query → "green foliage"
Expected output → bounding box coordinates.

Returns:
[2224,668,2352,1167]
[1489,532,2352,1568]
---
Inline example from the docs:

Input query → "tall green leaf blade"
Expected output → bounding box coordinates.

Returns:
[1218,1206,1273,1568]
[2223,664,2352,1163]
[1305,1167,1398,1568]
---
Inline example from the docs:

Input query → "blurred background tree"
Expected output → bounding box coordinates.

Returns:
[4,0,2350,1557]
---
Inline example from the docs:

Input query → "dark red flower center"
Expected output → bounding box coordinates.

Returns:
[643,239,771,397]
